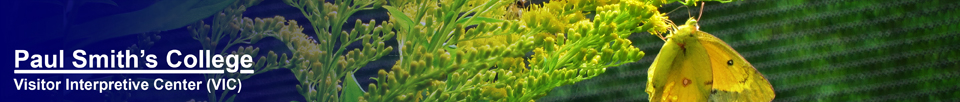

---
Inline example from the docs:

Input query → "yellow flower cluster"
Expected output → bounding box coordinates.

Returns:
[283,0,397,102]
[361,0,699,101]
[187,0,728,101]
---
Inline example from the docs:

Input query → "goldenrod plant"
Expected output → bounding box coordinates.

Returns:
[361,0,713,101]
[282,0,397,102]
[191,0,730,101]
[186,0,305,102]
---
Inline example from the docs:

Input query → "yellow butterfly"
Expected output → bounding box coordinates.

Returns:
[645,18,776,102]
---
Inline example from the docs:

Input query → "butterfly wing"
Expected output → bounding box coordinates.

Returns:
[647,31,714,102]
[697,31,776,102]
[646,36,681,100]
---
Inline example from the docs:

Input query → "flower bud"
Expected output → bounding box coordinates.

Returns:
[603,33,618,43]
[478,72,488,82]
[368,83,378,94]
[584,49,598,60]
[378,69,388,81]
[601,48,614,62]
[480,45,492,57]
[338,58,348,70]
[423,53,434,64]
[381,46,393,57]
[570,33,582,42]
[397,94,408,101]
[612,50,624,62]
[451,72,461,81]
[579,69,587,76]
[466,48,478,62]
[465,79,475,86]
[355,19,366,33]
[255,56,266,68]
[518,78,527,88]
[544,37,556,51]
[409,60,421,73]
[487,71,498,82]
[280,54,290,65]
[531,77,540,87]
[505,71,516,82]
[456,51,466,62]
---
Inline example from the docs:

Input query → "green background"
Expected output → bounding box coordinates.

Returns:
[539,0,960,101]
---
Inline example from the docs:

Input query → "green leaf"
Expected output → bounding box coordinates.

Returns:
[341,72,364,102]
[66,0,236,48]
[382,6,415,31]
[457,17,505,26]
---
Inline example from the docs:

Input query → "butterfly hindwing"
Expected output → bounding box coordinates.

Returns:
[665,37,714,102]
[698,30,776,102]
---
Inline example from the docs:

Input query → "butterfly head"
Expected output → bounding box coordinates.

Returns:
[667,18,701,51]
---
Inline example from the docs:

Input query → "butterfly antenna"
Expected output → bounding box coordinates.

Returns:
[664,5,686,16]
[698,1,705,21]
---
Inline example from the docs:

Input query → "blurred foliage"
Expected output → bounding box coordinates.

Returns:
[184,0,304,102]
[540,0,960,101]
[67,0,237,48]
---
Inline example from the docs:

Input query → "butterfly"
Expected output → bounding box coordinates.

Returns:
[645,17,776,102]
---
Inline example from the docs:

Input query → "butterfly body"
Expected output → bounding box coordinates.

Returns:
[646,18,775,102]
